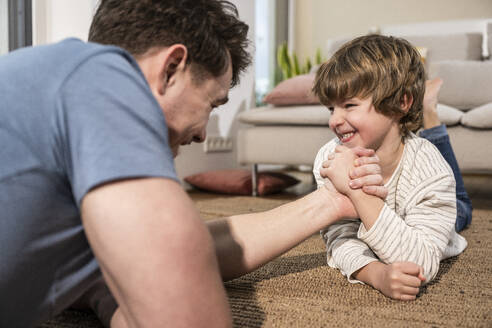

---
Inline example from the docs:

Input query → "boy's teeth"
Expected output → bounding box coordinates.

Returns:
[342,132,354,139]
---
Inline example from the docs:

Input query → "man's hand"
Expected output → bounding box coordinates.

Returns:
[321,145,357,194]
[320,179,358,220]
[320,146,387,200]
[372,262,426,301]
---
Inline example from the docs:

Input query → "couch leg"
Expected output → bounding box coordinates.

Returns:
[252,164,258,197]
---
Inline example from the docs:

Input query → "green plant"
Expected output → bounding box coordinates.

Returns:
[276,43,324,82]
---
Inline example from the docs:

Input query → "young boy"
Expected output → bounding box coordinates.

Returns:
[311,35,468,301]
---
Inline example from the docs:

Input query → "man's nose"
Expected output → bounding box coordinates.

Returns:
[193,131,206,143]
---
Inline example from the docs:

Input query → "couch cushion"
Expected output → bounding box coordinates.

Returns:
[429,60,492,110]
[437,103,463,126]
[461,102,492,128]
[238,126,336,166]
[447,126,492,173]
[263,74,320,106]
[239,105,330,126]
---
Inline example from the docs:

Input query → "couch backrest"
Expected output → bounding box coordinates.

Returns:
[325,32,483,71]
[403,33,483,64]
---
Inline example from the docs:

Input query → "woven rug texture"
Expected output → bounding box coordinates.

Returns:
[40,177,492,327]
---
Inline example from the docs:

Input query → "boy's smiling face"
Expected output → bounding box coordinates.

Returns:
[328,96,402,151]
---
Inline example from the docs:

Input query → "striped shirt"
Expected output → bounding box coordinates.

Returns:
[313,133,468,284]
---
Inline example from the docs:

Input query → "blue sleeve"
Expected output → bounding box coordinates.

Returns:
[56,50,178,206]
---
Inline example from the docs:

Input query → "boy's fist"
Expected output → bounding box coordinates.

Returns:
[374,262,426,301]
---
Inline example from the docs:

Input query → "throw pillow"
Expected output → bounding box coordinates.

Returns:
[436,103,463,126]
[461,102,492,129]
[263,74,320,106]
[184,169,300,196]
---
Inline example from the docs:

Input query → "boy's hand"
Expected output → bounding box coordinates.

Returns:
[320,146,387,199]
[373,262,426,301]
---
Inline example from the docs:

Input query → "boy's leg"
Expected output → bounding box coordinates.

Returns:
[419,78,472,231]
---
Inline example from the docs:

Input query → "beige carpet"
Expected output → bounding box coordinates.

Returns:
[40,176,492,327]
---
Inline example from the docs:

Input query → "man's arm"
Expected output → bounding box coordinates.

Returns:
[208,145,388,281]
[81,178,231,328]
[321,221,379,283]
[207,185,350,281]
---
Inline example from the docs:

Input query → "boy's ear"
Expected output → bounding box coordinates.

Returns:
[157,44,188,95]
[400,94,413,113]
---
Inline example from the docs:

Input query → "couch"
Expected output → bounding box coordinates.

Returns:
[238,30,492,195]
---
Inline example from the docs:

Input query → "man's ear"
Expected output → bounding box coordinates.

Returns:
[157,44,188,95]
[401,94,413,113]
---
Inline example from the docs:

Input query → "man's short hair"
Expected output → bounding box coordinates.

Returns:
[89,0,251,87]
[312,34,426,135]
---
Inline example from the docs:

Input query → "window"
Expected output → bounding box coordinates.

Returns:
[254,0,289,106]
[1,0,32,55]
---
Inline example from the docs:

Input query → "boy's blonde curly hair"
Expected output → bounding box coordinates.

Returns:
[312,34,426,136]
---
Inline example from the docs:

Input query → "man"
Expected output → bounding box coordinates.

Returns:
[0,1,385,327]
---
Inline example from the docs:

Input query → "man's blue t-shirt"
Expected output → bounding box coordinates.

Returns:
[0,39,178,326]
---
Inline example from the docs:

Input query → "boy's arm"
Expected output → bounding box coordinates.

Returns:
[349,174,456,283]
[314,143,384,284]
[207,185,355,281]
[321,221,379,283]
[326,146,458,283]
[317,147,381,284]
[354,261,425,300]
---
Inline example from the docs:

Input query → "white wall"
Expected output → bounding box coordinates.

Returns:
[32,0,96,45]
[293,0,492,62]
[31,0,256,182]
[0,0,8,55]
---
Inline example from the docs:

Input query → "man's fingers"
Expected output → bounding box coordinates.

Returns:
[354,155,379,167]
[349,174,383,188]
[350,164,382,179]
[351,146,375,157]
[361,185,388,200]
[322,159,333,168]
[319,168,331,178]
[334,145,349,153]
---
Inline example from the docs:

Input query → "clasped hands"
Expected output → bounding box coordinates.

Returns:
[321,145,385,198]
[319,145,385,220]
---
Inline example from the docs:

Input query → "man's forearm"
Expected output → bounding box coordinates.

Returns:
[207,187,341,281]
